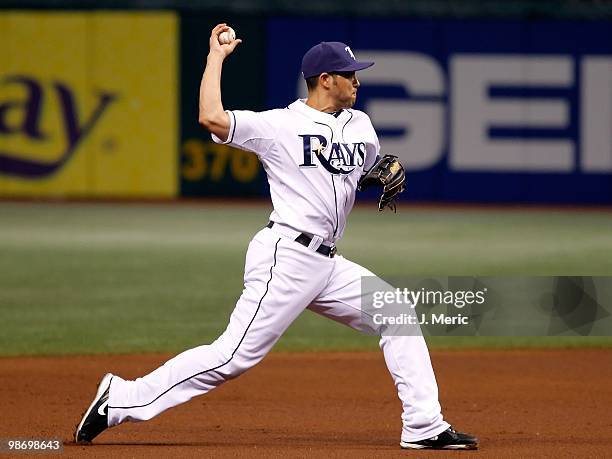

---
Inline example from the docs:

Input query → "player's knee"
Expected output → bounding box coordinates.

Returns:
[213,355,251,379]
[209,333,238,363]
[226,345,269,377]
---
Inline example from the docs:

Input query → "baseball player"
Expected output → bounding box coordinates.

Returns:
[75,24,478,450]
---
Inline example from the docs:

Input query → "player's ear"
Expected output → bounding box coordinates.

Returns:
[320,73,333,89]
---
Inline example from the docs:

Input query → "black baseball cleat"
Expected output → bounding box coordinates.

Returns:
[400,426,479,450]
[75,373,114,444]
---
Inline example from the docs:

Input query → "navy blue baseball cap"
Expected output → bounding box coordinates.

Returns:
[301,41,374,79]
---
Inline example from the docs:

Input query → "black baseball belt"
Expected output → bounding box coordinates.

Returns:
[266,221,337,258]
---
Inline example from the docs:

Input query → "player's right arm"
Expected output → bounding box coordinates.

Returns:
[198,23,242,142]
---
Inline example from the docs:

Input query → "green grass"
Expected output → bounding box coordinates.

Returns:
[1,202,611,356]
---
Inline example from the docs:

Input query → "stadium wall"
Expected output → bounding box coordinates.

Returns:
[1,10,611,203]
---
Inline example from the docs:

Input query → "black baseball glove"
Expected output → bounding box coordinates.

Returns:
[357,155,406,212]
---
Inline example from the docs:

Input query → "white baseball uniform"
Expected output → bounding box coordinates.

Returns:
[107,99,450,442]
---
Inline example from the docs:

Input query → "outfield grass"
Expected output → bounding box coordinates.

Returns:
[1,202,611,356]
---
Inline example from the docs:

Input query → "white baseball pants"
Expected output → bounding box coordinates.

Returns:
[107,225,450,442]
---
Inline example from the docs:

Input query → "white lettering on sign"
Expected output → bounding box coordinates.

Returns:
[581,57,612,172]
[357,52,445,170]
[451,55,573,172]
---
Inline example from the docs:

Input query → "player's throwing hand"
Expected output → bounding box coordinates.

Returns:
[209,23,242,58]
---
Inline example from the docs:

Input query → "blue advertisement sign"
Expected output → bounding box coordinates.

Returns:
[266,18,612,204]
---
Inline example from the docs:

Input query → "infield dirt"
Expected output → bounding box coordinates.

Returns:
[1,349,610,458]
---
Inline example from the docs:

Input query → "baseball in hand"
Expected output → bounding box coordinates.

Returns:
[218,27,236,45]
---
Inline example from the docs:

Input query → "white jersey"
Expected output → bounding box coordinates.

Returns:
[212,99,380,243]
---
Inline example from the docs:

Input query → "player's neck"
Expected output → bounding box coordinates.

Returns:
[305,94,343,114]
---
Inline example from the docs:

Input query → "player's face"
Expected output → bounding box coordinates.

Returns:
[330,71,360,108]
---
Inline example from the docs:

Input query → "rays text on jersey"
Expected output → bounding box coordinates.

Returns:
[299,134,366,174]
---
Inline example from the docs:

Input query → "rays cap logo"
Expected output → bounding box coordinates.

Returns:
[301,41,374,79]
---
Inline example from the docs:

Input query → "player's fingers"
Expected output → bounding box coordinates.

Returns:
[209,24,229,50]
[228,38,242,52]
[211,23,227,36]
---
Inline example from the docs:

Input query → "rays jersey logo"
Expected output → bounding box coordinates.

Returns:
[299,134,366,174]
